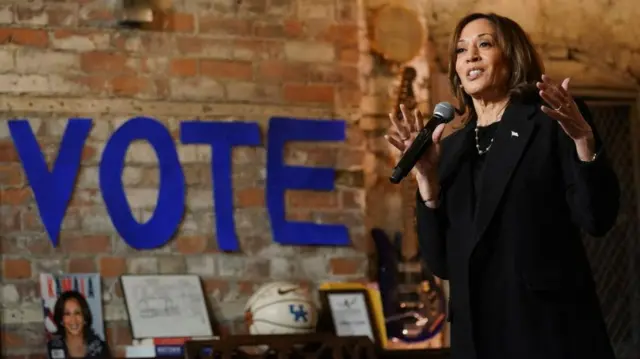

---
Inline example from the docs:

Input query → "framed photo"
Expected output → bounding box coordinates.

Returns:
[120,274,214,339]
[319,288,381,345]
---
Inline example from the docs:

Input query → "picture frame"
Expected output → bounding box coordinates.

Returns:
[319,288,382,346]
[120,274,214,339]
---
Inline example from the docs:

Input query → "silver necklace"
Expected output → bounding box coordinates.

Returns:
[474,117,501,155]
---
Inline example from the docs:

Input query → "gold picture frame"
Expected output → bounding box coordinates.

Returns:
[319,287,382,347]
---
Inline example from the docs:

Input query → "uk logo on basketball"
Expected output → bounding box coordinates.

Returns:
[288,304,309,323]
[244,282,318,335]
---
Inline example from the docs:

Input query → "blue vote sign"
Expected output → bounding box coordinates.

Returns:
[7,116,350,251]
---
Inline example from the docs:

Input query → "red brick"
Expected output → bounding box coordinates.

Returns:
[253,20,304,38]
[81,144,98,161]
[0,28,49,47]
[0,329,26,349]
[283,84,334,103]
[235,188,265,208]
[60,235,111,254]
[287,211,310,221]
[0,29,10,43]
[163,12,195,33]
[315,24,358,46]
[202,279,230,297]
[287,190,339,209]
[200,59,253,80]
[175,36,198,54]
[68,258,97,273]
[0,188,32,205]
[256,60,308,82]
[338,46,358,64]
[99,257,126,278]
[199,17,251,36]
[329,257,364,275]
[111,75,152,97]
[0,164,24,187]
[80,51,129,73]
[339,66,359,84]
[170,58,197,77]
[175,235,208,254]
[0,141,19,162]
[3,258,32,279]
[52,29,80,39]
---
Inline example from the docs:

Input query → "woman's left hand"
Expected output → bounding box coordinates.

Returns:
[537,74,596,160]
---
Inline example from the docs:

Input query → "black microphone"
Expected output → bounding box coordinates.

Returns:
[389,102,455,184]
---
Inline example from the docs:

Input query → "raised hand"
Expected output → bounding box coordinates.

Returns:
[536,74,596,161]
[537,75,594,140]
[385,104,445,205]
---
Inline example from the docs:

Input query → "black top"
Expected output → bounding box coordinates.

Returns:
[471,121,501,214]
[47,332,111,359]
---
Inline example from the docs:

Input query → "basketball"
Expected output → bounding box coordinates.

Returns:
[244,281,317,335]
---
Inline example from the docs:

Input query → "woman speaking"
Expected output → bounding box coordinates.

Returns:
[386,12,620,359]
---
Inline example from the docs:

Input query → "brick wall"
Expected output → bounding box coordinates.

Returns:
[0,0,366,357]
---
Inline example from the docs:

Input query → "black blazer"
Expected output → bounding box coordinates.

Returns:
[416,98,620,359]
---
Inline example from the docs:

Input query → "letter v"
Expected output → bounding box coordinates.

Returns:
[8,119,92,247]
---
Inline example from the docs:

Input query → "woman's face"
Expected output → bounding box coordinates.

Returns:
[62,298,85,337]
[455,18,509,98]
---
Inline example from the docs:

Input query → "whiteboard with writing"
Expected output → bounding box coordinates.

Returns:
[120,275,214,338]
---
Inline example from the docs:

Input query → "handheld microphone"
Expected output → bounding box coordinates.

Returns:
[389,102,455,184]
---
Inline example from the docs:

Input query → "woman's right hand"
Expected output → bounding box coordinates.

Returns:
[385,104,446,205]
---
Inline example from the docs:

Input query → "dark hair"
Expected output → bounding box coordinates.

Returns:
[53,290,93,341]
[448,12,545,123]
